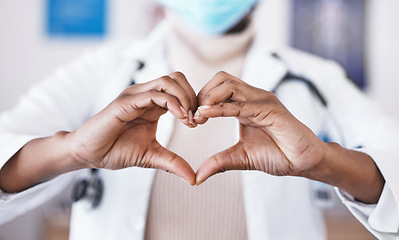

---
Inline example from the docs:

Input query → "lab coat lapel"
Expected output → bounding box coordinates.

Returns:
[240,42,289,240]
[241,41,287,91]
[105,22,176,240]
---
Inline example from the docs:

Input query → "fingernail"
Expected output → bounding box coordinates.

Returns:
[180,106,188,117]
[194,111,201,120]
[183,177,196,186]
[198,105,211,111]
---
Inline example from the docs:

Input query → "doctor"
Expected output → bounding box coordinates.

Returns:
[1,0,399,239]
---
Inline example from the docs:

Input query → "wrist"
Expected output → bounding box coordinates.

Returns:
[299,142,338,183]
[54,131,89,172]
[300,142,384,203]
[0,131,89,193]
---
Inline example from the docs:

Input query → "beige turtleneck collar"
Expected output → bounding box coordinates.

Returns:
[165,10,255,92]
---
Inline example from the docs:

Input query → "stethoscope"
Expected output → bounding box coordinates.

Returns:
[72,169,103,209]
[271,52,347,146]
[72,52,343,209]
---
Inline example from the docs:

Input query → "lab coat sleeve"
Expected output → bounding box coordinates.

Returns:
[0,48,104,224]
[319,61,399,237]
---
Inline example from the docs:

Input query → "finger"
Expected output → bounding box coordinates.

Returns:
[150,142,196,185]
[113,90,186,123]
[127,75,193,117]
[197,101,283,127]
[168,72,198,127]
[195,72,254,125]
[195,72,240,124]
[193,109,209,125]
[168,72,198,112]
[200,80,270,107]
[195,143,248,185]
[145,73,197,127]
[199,80,249,107]
[197,71,244,102]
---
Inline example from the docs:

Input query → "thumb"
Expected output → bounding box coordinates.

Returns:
[150,142,196,186]
[196,143,249,185]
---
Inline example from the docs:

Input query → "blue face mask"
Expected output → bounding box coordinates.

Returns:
[157,0,260,36]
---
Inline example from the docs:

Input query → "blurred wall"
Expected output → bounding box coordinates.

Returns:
[256,0,399,121]
[366,0,399,120]
[0,0,160,112]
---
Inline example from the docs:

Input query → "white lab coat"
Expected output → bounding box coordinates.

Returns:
[1,21,399,240]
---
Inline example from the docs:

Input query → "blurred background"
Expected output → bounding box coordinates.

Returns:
[1,0,398,239]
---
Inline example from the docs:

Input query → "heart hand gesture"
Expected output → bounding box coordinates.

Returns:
[194,72,327,185]
[68,72,198,185]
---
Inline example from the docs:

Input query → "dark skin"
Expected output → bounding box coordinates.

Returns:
[0,10,384,204]
[193,72,384,204]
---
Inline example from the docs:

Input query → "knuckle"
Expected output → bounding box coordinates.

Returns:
[116,92,129,100]
[266,91,278,101]
[146,89,160,99]
[119,86,133,97]
[158,75,173,86]
[215,71,229,78]
[225,79,238,86]
[147,89,158,95]
[204,93,212,99]
[198,92,211,104]
[163,154,178,171]
[170,71,185,79]
[264,96,281,110]
[197,91,205,99]
[268,100,280,109]
[236,101,246,108]
[213,155,226,173]
[227,101,245,109]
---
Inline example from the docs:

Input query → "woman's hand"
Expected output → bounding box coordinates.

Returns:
[68,72,198,185]
[194,71,327,185]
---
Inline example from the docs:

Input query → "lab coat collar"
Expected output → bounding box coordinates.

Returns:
[241,38,288,92]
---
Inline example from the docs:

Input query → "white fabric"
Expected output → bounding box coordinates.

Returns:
[0,20,398,239]
[337,186,399,239]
